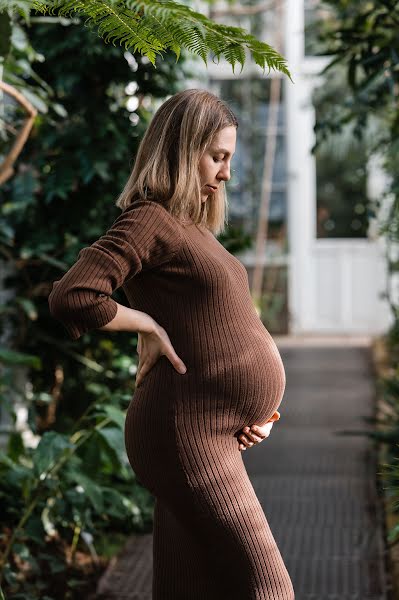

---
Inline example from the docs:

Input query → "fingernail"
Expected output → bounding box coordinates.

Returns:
[179,366,187,374]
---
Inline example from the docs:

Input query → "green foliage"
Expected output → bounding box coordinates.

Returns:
[0,12,191,598]
[312,0,399,136]
[1,0,293,79]
[0,403,154,598]
[311,0,399,300]
[310,0,399,545]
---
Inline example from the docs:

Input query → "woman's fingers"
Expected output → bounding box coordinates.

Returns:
[154,325,187,375]
[135,324,187,387]
[163,347,187,375]
[238,418,277,451]
[251,422,274,438]
[238,432,259,448]
[242,427,264,443]
[135,358,155,387]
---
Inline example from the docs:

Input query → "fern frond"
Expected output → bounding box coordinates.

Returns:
[31,0,167,65]
[18,0,292,79]
[125,0,291,77]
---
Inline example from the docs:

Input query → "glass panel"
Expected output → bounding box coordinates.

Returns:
[209,0,285,59]
[209,77,289,333]
[304,0,335,56]
[245,264,288,333]
[315,148,369,238]
[313,70,370,238]
[209,78,287,249]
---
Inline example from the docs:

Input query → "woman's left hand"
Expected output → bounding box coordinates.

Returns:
[237,410,280,451]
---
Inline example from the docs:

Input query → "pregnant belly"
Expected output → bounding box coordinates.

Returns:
[176,326,286,433]
[229,330,285,429]
[131,322,286,437]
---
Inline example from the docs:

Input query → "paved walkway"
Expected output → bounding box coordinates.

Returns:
[95,341,388,600]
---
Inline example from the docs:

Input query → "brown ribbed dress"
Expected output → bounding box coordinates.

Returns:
[48,199,294,600]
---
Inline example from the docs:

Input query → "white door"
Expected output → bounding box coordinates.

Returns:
[285,0,391,335]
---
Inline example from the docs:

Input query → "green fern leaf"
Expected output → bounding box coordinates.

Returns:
[20,0,292,78]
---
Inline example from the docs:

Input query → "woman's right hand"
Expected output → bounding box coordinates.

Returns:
[135,322,187,387]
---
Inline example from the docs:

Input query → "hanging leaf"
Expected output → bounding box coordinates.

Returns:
[25,0,292,78]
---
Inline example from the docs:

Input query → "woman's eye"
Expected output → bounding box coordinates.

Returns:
[213,158,222,163]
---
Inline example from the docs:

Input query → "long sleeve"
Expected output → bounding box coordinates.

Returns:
[48,200,182,340]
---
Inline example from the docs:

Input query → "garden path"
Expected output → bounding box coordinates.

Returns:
[95,340,388,600]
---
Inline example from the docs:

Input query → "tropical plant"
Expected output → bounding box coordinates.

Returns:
[310,0,399,543]
[1,0,292,78]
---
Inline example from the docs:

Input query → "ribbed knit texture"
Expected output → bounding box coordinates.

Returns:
[48,199,294,600]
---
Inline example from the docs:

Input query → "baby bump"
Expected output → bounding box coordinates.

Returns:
[168,357,285,439]
[217,355,285,432]
[124,332,286,458]
[193,329,286,432]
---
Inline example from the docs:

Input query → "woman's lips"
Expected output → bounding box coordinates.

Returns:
[206,185,217,192]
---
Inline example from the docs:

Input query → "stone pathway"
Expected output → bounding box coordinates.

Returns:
[95,341,389,599]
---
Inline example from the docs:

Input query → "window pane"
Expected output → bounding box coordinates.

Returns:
[313,71,370,238]
[305,0,335,56]
[209,0,285,57]
[209,78,287,248]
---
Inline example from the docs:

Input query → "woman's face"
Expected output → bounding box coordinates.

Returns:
[198,126,237,203]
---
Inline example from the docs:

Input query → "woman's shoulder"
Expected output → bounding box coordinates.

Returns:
[121,199,180,228]
[122,198,175,219]
[119,199,184,252]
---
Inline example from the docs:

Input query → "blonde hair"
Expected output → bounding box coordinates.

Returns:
[115,88,238,236]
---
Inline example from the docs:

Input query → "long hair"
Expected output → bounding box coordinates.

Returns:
[115,88,238,235]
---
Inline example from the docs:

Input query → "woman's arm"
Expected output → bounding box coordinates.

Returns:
[99,303,187,384]
[98,303,156,335]
[48,200,182,340]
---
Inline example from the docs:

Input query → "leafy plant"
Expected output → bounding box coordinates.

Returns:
[0,398,154,598]
[310,0,399,543]
[1,0,292,78]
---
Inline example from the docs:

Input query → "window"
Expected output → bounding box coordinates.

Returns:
[304,0,335,57]
[313,69,370,239]
[209,78,287,250]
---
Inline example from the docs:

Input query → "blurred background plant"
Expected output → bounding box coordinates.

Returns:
[310,0,399,547]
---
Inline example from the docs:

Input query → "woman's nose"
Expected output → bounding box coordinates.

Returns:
[219,165,231,181]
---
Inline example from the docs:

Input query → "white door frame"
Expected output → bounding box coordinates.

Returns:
[285,0,391,334]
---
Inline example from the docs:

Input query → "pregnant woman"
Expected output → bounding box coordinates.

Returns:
[48,88,294,599]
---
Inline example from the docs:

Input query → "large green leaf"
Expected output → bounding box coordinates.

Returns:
[102,404,126,430]
[33,431,74,478]
[0,347,41,369]
[69,471,105,512]
[96,425,127,467]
